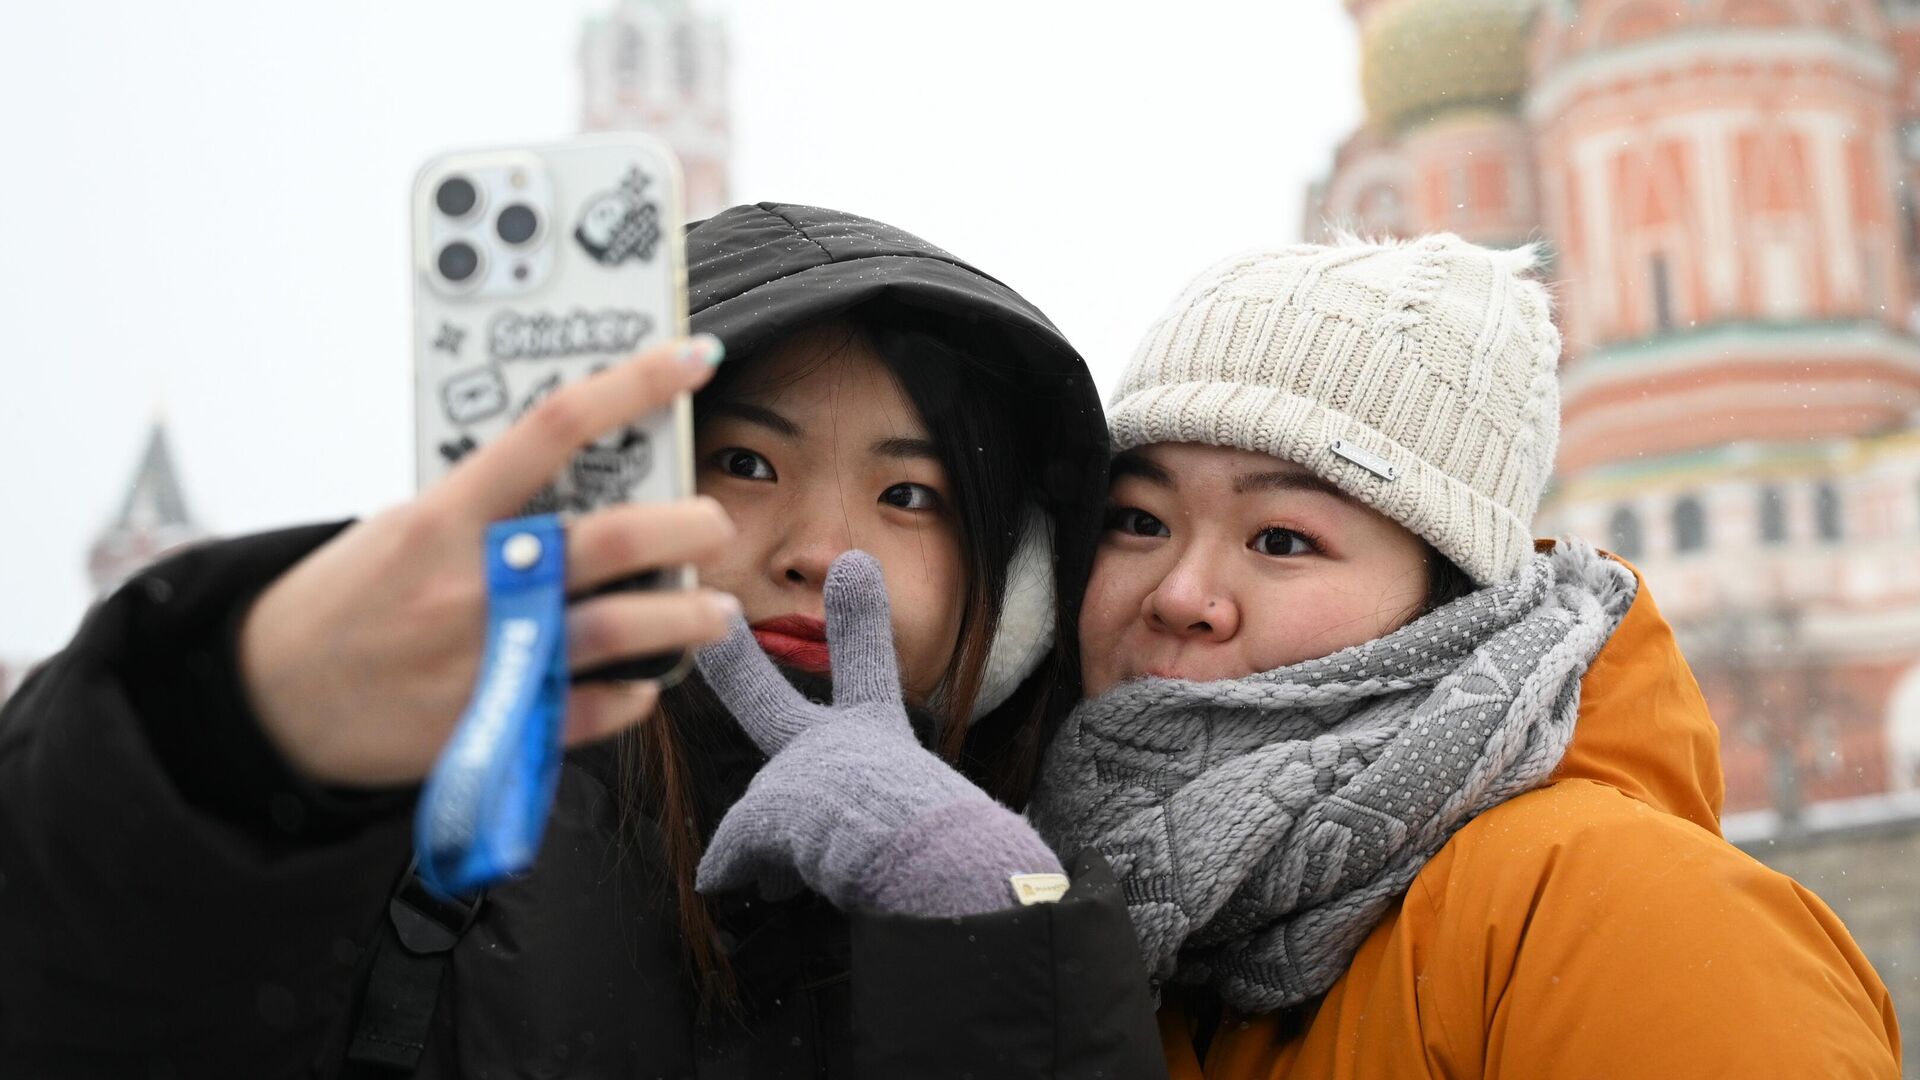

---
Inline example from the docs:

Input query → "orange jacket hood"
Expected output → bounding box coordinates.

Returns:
[1543,545,1725,833]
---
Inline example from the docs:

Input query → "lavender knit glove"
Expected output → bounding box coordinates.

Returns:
[693,551,1064,917]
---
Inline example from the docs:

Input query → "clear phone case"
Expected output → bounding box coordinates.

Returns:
[412,133,694,682]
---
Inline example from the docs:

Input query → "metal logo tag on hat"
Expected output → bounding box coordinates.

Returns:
[1331,440,1397,481]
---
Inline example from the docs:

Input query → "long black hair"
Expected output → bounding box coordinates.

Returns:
[615,302,1050,1007]
[1423,545,1477,614]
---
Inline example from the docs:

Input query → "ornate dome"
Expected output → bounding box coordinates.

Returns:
[1362,0,1540,132]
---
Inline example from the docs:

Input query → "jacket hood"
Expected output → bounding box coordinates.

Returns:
[1552,545,1726,832]
[683,203,1110,742]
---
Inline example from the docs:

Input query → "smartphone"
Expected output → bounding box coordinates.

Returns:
[412,133,696,685]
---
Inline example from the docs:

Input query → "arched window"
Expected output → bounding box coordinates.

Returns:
[1649,253,1675,332]
[1815,482,1843,542]
[1758,485,1787,545]
[673,24,699,96]
[617,25,645,79]
[1607,506,1643,559]
[1901,183,1920,260]
[1356,183,1404,233]
[1673,495,1708,553]
[1890,664,1920,792]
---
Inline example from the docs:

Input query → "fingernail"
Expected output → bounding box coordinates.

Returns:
[709,591,743,619]
[677,333,726,372]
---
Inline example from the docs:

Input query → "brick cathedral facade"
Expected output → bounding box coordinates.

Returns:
[1306,0,1920,829]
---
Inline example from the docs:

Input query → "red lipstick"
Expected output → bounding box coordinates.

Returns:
[751,615,831,673]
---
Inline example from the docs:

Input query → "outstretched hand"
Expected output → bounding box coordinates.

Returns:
[239,335,741,787]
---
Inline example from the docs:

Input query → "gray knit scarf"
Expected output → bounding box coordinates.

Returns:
[1029,540,1637,1013]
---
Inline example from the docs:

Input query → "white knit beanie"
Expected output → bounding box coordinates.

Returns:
[1107,233,1560,585]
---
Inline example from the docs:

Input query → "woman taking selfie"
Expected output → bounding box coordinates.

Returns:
[1024,235,1901,1077]
[0,204,1161,1078]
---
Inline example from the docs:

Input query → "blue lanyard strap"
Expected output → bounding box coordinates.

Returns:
[414,514,570,898]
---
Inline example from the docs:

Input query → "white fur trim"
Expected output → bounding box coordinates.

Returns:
[971,507,1056,721]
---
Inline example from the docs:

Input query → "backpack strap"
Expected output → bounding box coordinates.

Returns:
[343,858,484,1073]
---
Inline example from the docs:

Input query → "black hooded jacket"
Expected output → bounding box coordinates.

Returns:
[0,205,1163,1079]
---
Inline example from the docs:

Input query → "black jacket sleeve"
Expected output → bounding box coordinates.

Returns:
[0,525,414,1079]
[850,850,1168,1079]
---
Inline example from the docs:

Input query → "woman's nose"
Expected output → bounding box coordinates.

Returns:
[1143,555,1240,642]
[772,516,853,588]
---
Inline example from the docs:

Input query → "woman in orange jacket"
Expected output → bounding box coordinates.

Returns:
[1027,234,1903,1078]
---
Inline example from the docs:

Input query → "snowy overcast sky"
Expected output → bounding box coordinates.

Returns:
[0,0,1359,656]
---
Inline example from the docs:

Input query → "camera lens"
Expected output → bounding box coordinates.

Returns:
[437,241,481,283]
[496,204,539,245]
[435,176,478,218]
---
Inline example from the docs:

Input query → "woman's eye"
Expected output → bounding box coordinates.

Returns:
[1104,506,1169,538]
[880,482,941,511]
[1252,528,1317,557]
[716,449,775,481]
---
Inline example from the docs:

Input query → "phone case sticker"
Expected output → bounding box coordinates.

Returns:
[575,167,662,265]
[433,321,467,356]
[439,434,478,466]
[442,366,510,425]
[490,308,655,361]
[518,418,654,517]
[571,425,653,501]
[514,373,562,418]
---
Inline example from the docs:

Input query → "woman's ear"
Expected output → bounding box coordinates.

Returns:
[970,506,1057,722]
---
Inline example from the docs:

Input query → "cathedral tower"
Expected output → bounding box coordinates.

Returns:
[580,0,732,219]
[87,421,205,598]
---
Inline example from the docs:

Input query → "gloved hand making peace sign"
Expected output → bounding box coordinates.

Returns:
[694,551,1065,917]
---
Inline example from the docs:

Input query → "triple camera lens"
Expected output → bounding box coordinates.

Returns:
[433,174,540,286]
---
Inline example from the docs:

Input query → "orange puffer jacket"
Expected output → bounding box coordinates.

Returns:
[1161,555,1901,1079]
